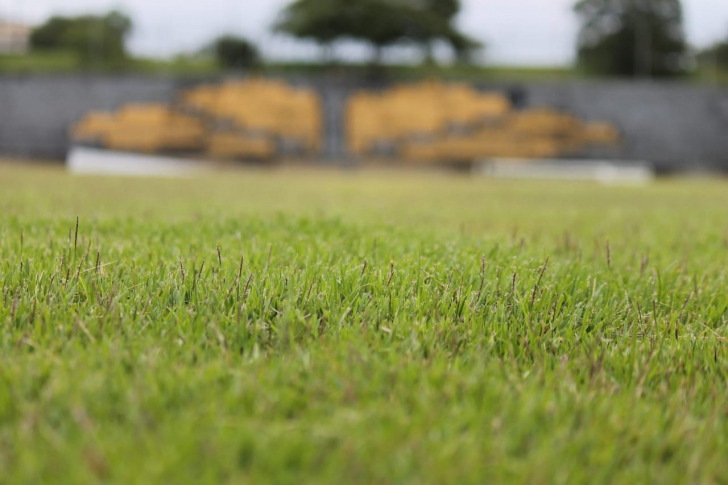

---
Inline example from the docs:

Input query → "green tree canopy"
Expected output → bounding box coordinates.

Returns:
[214,36,261,70]
[698,33,728,70]
[274,0,480,64]
[30,11,133,66]
[574,0,688,78]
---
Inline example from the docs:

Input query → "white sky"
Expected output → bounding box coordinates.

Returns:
[2,0,727,65]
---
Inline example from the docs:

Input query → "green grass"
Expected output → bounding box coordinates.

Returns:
[5,51,727,86]
[263,62,579,82]
[0,52,575,81]
[0,51,82,73]
[0,52,219,76]
[130,56,220,75]
[692,66,728,85]
[2,164,728,484]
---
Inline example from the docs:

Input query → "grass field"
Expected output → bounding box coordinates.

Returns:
[2,164,728,484]
[3,52,728,86]
[0,52,575,80]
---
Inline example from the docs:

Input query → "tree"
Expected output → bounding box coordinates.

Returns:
[214,36,260,70]
[574,0,688,78]
[698,34,728,71]
[274,0,348,62]
[351,1,415,64]
[401,0,480,63]
[29,11,133,66]
[274,0,479,65]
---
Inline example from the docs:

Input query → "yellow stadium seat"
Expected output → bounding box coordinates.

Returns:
[71,112,116,141]
[583,122,621,145]
[180,79,322,157]
[207,133,275,160]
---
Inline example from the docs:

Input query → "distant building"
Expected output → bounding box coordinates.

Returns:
[0,21,32,54]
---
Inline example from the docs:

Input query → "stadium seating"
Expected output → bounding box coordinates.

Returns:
[181,79,322,155]
[346,81,620,164]
[72,105,206,153]
[71,79,323,161]
[70,79,618,165]
[206,133,275,160]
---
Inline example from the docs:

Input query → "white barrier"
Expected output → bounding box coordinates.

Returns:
[476,159,655,185]
[67,147,208,177]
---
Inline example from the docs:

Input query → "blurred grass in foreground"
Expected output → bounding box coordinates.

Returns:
[1,164,728,484]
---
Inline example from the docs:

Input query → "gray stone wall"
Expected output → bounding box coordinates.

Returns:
[1,74,727,171]
[512,81,728,172]
[0,75,186,159]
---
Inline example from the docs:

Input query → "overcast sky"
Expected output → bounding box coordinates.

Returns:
[3,0,727,65]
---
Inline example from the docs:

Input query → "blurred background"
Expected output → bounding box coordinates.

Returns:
[1,0,727,176]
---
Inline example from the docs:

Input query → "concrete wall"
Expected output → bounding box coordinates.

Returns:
[0,75,186,159]
[1,74,727,171]
[512,81,728,172]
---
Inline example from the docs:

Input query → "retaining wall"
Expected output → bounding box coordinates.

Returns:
[1,74,726,171]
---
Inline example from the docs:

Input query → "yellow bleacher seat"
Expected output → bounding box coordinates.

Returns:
[181,79,322,156]
[348,81,619,164]
[71,112,116,141]
[206,133,275,160]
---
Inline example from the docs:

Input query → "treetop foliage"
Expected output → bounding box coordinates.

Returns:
[698,33,728,69]
[214,36,261,70]
[275,0,480,63]
[29,11,133,65]
[574,0,688,77]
